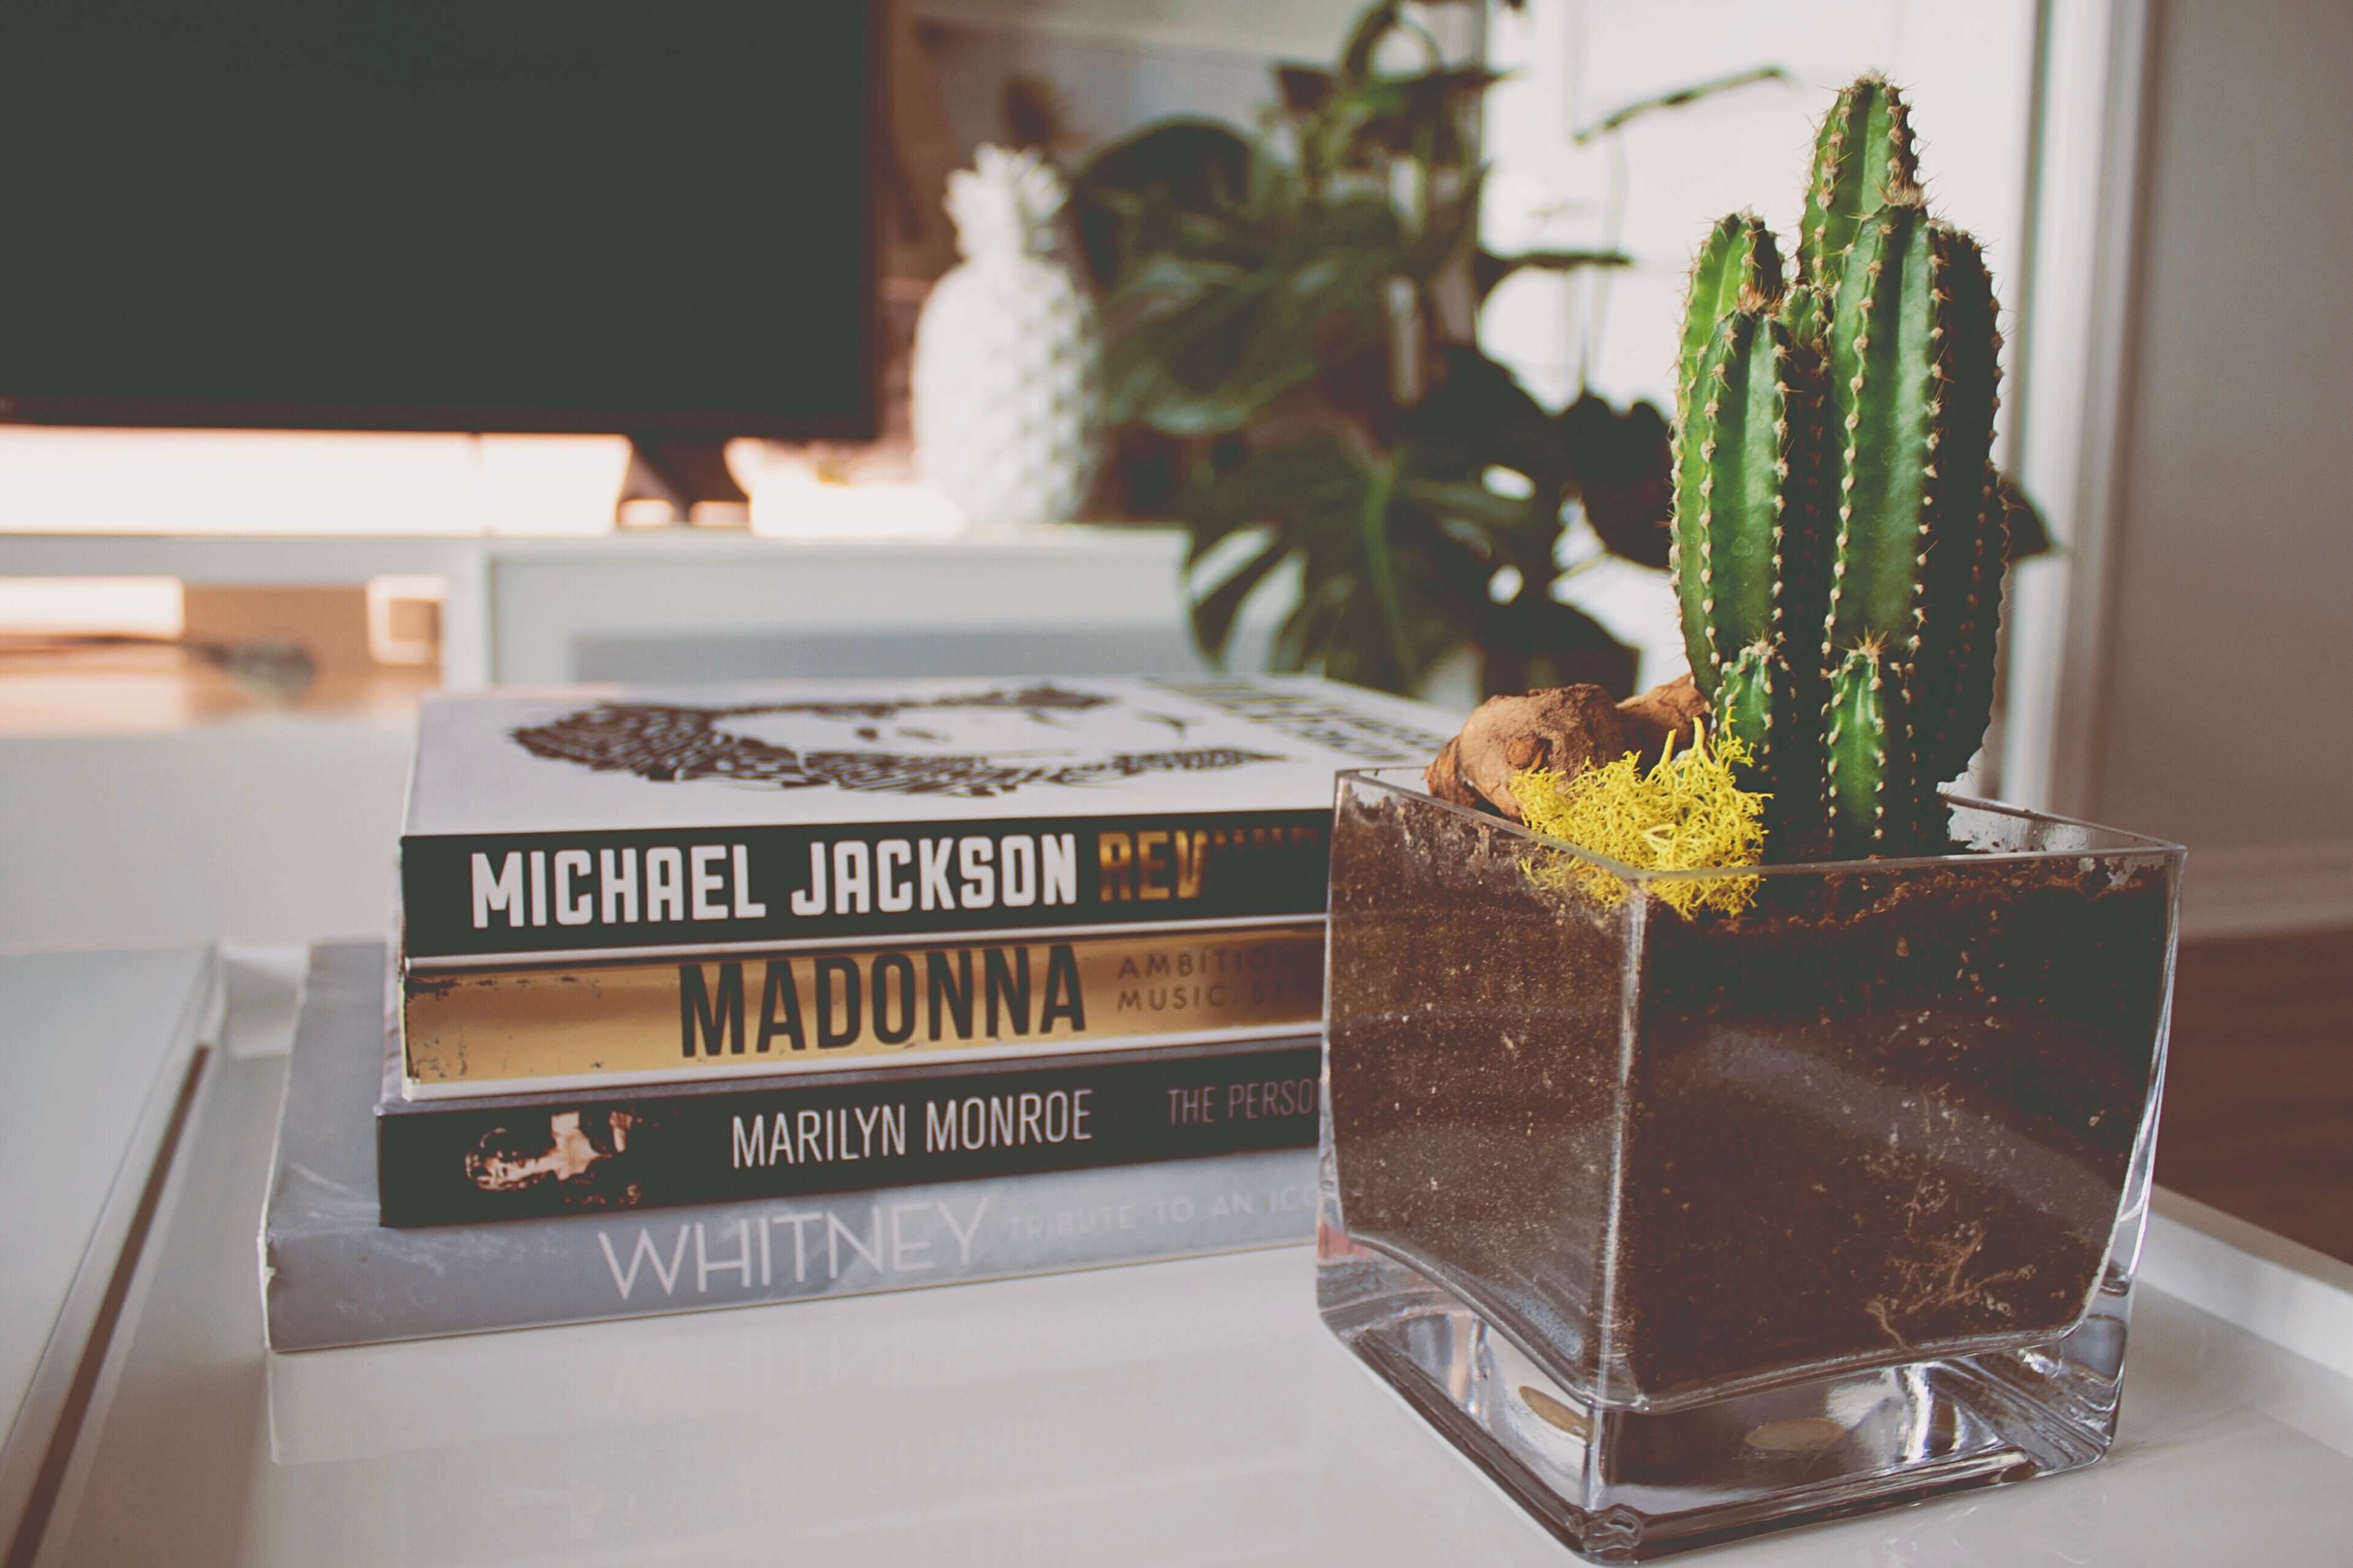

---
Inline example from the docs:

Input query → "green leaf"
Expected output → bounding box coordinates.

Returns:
[1269,63,1331,122]
[1995,469,2058,561]
[1180,438,1364,563]
[1477,596,1640,699]
[1557,394,1674,569]
[1068,119,1261,289]
[1189,534,1293,666]
[1103,196,1408,437]
[1473,247,1634,304]
[1398,478,1542,536]
[1398,347,1563,491]
[1396,166,1488,278]
[1296,62,1501,181]
[1571,65,1792,143]
[1352,456,1412,688]
[1173,432,1509,696]
[1339,3,1404,83]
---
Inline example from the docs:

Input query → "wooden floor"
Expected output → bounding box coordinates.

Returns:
[2156,925,2353,1263]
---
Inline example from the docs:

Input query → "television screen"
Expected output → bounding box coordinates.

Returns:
[0,1,876,438]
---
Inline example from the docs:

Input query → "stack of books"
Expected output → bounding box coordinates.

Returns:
[262,675,1454,1348]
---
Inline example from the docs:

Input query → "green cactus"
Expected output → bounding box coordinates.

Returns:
[1671,77,2010,861]
[1676,214,1782,426]
[1670,305,1829,847]
[1797,74,1918,295]
[1825,195,2005,817]
[1824,643,1915,858]
[1776,280,1831,354]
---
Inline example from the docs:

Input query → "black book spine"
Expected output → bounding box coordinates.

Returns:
[377,1041,1322,1228]
[401,809,1330,962]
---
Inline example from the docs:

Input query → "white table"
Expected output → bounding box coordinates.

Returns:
[24,954,2353,1566]
[0,947,214,1551]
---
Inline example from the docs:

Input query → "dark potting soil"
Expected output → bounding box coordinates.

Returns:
[1324,790,2174,1407]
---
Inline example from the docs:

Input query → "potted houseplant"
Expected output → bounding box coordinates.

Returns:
[1315,77,2182,1560]
[1070,2,1782,699]
[1073,8,2049,702]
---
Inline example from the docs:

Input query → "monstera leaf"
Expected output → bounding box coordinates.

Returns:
[1102,193,1411,438]
[1558,394,1674,569]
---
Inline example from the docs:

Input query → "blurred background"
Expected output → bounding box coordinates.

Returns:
[0,4,2345,1247]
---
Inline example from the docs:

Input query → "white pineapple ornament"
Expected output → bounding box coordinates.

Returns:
[911,145,1105,527]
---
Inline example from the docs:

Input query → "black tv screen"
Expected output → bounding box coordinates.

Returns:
[0,1,876,437]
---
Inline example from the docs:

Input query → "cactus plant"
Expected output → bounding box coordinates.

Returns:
[1672,76,2010,858]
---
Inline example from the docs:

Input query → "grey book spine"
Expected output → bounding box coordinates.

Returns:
[263,942,1316,1351]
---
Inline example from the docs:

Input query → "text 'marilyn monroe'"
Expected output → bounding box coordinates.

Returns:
[730,1087,1095,1170]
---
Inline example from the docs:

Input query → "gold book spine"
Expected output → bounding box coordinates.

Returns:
[403,924,1325,1090]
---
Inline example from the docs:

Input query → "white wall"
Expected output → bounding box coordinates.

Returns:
[2077,0,2353,932]
[2093,0,2353,851]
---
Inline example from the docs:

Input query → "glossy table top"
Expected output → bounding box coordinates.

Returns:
[38,1048,2353,1566]
[0,946,214,1545]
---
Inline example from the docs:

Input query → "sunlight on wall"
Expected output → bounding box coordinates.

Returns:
[0,576,183,636]
[0,429,632,536]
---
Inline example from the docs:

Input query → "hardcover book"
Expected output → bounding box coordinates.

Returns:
[400,919,1324,1097]
[399,675,1454,966]
[263,943,1319,1349]
[381,996,1321,1228]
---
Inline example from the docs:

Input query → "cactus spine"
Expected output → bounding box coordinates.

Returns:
[1672,76,2009,860]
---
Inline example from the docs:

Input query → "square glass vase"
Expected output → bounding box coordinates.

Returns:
[1317,770,2183,1561]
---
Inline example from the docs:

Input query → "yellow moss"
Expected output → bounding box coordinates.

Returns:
[1511,728,1767,918]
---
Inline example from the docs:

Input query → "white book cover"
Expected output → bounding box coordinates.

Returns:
[397,675,1457,965]
[404,675,1453,838]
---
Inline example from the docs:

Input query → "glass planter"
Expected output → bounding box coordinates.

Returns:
[1316,768,2183,1561]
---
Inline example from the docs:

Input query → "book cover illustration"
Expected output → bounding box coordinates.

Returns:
[510,683,1278,798]
[407,675,1450,836]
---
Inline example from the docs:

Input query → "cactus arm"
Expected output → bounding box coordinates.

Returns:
[1824,645,1923,855]
[1777,281,1829,355]
[1825,200,2006,838]
[1922,462,2009,781]
[1828,202,2006,659]
[1714,641,1776,759]
[1671,308,1831,853]
[1909,227,2005,781]
[1719,640,1826,853]
[1826,198,1938,658]
[1798,75,1918,293]
[1676,214,1782,426]
[1673,310,1781,683]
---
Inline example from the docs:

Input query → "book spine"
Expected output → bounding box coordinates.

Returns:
[268,1147,1316,1351]
[377,1040,1321,1227]
[402,923,1324,1093]
[400,808,1330,964]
